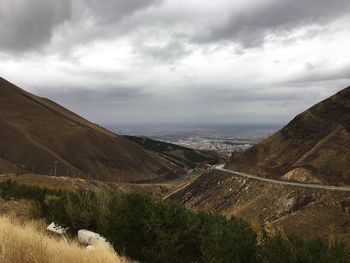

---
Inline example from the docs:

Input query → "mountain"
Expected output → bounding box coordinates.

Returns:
[170,86,350,241]
[0,77,186,182]
[226,86,350,185]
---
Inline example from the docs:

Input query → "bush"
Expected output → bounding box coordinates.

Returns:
[101,193,201,262]
[0,180,47,202]
[64,189,98,231]
[198,212,257,263]
[43,194,68,224]
[257,231,349,263]
[257,231,296,263]
[0,180,68,222]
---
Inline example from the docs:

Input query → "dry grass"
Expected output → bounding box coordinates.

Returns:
[0,199,34,220]
[0,174,182,200]
[0,216,129,263]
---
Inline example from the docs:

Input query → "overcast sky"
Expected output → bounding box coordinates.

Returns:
[0,0,349,125]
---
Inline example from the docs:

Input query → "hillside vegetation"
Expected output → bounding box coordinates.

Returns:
[0,216,128,263]
[123,135,220,169]
[227,86,350,185]
[0,180,348,263]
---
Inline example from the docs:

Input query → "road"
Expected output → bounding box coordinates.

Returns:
[215,164,350,192]
[161,170,202,200]
[161,181,193,200]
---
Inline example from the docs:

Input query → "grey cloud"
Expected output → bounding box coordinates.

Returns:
[0,0,71,52]
[290,64,350,85]
[28,80,342,125]
[0,0,349,125]
[187,85,316,104]
[1,0,349,56]
[34,85,151,105]
[84,0,162,23]
[195,0,350,47]
[0,0,163,54]
[133,37,192,64]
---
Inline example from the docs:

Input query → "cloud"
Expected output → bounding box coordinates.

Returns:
[3,0,348,56]
[84,0,162,23]
[194,0,350,47]
[0,0,164,54]
[187,85,307,103]
[0,0,349,125]
[289,64,350,85]
[0,0,71,52]
[131,35,192,64]
[34,85,150,105]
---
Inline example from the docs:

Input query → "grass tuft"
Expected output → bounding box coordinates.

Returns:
[0,216,128,263]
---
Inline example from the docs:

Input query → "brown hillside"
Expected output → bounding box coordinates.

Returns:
[171,169,350,242]
[226,86,350,184]
[0,77,186,182]
[123,135,221,169]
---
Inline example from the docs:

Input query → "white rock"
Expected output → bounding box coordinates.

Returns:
[78,229,109,246]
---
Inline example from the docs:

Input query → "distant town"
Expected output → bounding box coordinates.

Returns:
[155,136,256,153]
[109,123,280,153]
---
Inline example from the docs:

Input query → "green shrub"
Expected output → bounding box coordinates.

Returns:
[41,194,69,225]
[140,200,202,263]
[257,231,296,263]
[64,189,98,231]
[198,212,257,263]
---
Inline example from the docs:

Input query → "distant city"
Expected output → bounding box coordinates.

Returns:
[154,136,256,153]
[107,123,282,153]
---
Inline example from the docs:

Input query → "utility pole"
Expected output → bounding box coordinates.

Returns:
[88,173,92,191]
[13,164,16,175]
[53,160,58,176]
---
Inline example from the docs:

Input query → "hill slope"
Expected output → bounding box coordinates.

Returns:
[226,86,350,185]
[123,135,220,169]
[171,169,350,242]
[0,77,185,182]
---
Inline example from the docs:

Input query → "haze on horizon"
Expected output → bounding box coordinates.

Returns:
[0,0,349,125]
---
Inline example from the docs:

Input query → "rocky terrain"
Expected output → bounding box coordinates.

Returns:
[171,169,350,241]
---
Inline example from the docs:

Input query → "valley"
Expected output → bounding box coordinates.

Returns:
[0,77,350,261]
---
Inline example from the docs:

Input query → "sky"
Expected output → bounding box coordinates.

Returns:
[0,0,349,125]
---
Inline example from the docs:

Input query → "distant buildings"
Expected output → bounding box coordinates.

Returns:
[162,136,255,153]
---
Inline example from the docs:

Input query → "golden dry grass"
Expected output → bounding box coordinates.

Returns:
[0,216,129,263]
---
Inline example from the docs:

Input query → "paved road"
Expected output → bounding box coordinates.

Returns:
[215,164,350,192]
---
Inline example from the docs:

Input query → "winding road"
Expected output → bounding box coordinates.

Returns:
[215,164,350,192]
